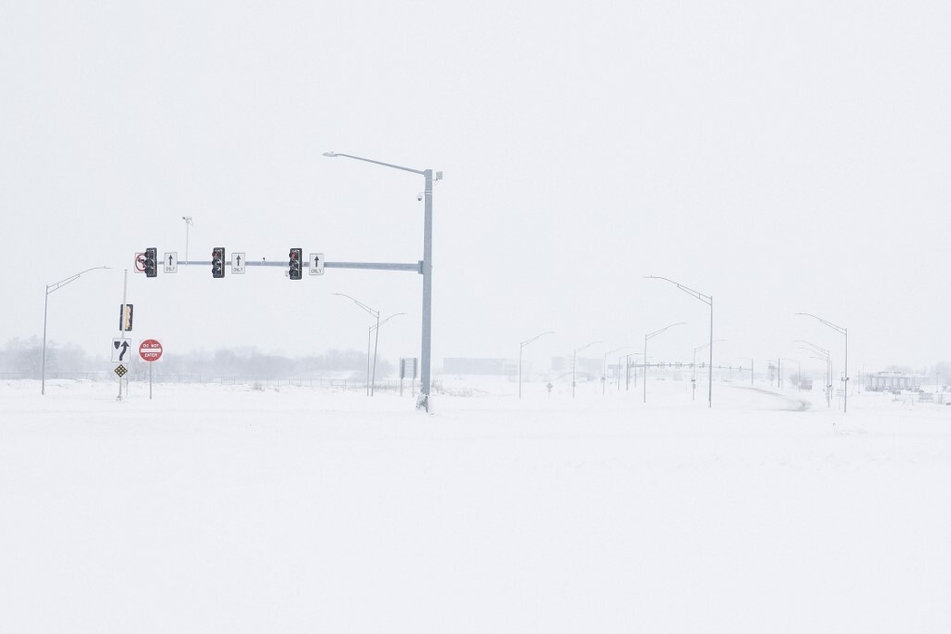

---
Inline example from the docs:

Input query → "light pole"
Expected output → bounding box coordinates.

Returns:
[644,322,686,404]
[602,346,630,395]
[646,276,714,407]
[572,340,602,398]
[42,266,111,395]
[182,216,193,265]
[692,339,725,400]
[519,331,554,399]
[781,357,802,390]
[625,352,644,390]
[334,293,380,396]
[369,312,406,394]
[323,151,442,412]
[795,313,848,413]
[797,340,831,407]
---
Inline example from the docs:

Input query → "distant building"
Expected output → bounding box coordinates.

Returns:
[865,372,924,392]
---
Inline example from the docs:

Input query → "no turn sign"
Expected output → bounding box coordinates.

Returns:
[139,339,163,362]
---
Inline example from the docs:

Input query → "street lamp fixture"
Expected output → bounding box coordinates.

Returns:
[643,322,686,404]
[323,151,442,412]
[572,340,602,398]
[646,276,714,407]
[519,331,554,400]
[42,266,112,395]
[795,313,848,413]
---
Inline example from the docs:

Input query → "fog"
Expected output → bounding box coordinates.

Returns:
[2,1,950,378]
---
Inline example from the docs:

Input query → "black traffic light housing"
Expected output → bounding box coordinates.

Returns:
[212,247,225,278]
[144,247,157,278]
[288,248,302,280]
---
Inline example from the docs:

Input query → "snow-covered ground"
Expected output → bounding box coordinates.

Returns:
[3,378,950,633]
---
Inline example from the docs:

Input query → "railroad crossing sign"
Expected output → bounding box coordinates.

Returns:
[309,252,325,275]
[114,364,128,377]
[164,252,178,273]
[139,339,163,362]
[232,252,246,274]
[112,338,132,363]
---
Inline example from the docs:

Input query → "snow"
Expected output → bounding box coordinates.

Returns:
[2,378,950,633]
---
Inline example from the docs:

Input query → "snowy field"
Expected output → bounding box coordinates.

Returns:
[3,377,951,633]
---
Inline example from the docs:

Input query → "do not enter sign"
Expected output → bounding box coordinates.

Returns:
[139,339,163,362]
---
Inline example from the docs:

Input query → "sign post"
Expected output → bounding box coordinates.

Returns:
[139,339,163,399]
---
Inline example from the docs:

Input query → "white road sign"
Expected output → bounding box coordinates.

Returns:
[232,252,246,274]
[111,338,133,363]
[164,252,178,273]
[309,253,325,275]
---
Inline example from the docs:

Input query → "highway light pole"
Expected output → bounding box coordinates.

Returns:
[334,293,380,396]
[370,312,406,394]
[692,339,724,400]
[324,151,441,412]
[519,331,554,399]
[644,322,686,404]
[572,340,602,398]
[795,313,848,413]
[646,276,714,407]
[602,346,629,395]
[42,266,111,395]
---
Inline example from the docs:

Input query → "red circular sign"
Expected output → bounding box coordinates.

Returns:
[139,339,163,362]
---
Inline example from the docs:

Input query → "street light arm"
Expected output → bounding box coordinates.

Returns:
[646,322,687,341]
[47,266,112,295]
[521,331,555,349]
[694,339,725,354]
[334,293,380,318]
[371,312,407,331]
[574,340,603,355]
[323,151,426,176]
[794,339,829,356]
[795,312,846,335]
[645,276,712,305]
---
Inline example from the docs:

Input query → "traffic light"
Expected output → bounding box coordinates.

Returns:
[118,304,134,331]
[288,248,302,280]
[144,247,157,278]
[212,247,225,278]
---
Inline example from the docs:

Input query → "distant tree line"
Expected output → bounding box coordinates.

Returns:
[0,337,391,381]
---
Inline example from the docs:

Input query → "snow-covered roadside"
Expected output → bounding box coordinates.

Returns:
[2,379,950,633]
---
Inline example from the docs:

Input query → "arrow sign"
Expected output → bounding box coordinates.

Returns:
[309,252,325,275]
[112,338,131,363]
[139,339,163,362]
[232,252,246,274]
[164,252,178,273]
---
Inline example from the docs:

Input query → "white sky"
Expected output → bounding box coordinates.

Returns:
[2,0,949,374]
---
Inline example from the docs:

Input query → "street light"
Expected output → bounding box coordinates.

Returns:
[519,331,554,400]
[795,313,848,413]
[323,151,442,412]
[692,339,725,400]
[796,340,831,407]
[781,357,802,390]
[572,340,602,398]
[370,312,406,394]
[602,346,629,395]
[646,276,714,407]
[625,352,644,390]
[42,266,112,395]
[334,293,380,396]
[644,322,686,404]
